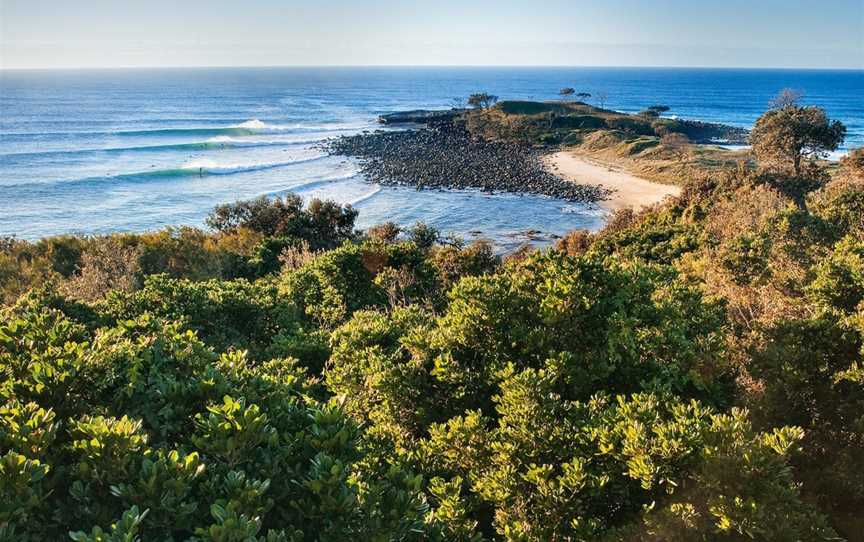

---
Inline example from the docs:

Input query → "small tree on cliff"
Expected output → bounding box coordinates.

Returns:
[467,92,499,109]
[577,91,592,101]
[750,103,846,176]
[559,87,575,101]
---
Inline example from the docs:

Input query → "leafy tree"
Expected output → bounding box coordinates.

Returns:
[558,87,575,101]
[206,194,357,250]
[749,104,846,176]
[577,91,592,101]
[467,92,499,109]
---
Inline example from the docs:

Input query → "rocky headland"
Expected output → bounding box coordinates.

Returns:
[323,117,611,203]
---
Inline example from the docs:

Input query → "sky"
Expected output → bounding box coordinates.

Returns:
[1,0,862,69]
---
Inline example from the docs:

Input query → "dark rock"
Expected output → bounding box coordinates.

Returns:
[378,109,465,125]
[321,116,611,204]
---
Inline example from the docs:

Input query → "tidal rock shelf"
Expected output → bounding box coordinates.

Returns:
[321,123,611,204]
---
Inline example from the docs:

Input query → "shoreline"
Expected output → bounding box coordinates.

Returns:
[323,124,610,203]
[544,151,681,211]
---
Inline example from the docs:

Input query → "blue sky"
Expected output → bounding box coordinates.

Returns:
[1,0,861,69]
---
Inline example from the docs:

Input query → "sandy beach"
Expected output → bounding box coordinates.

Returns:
[545,151,681,210]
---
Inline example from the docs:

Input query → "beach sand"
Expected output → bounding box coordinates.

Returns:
[545,151,680,210]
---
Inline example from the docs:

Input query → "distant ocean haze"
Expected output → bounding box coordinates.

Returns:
[1,67,861,245]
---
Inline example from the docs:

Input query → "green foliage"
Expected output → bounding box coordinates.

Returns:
[68,506,148,542]
[591,219,702,264]
[206,194,357,251]
[467,92,499,109]
[750,105,846,175]
[2,169,861,540]
[810,235,864,313]
[0,300,431,540]
[102,275,304,360]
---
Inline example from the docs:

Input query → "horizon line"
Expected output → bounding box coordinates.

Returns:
[2,64,863,72]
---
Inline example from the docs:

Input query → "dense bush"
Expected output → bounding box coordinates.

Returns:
[2,160,861,540]
[0,299,432,541]
[206,195,357,251]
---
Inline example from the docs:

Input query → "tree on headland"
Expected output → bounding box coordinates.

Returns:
[467,92,499,109]
[769,87,804,109]
[450,96,466,109]
[577,91,592,102]
[750,102,846,176]
[559,87,575,101]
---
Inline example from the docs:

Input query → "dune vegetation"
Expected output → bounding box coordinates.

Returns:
[462,95,844,186]
[1,99,863,541]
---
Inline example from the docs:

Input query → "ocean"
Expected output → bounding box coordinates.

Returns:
[1,67,862,247]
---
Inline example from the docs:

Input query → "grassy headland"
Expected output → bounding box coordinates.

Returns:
[326,99,754,203]
[463,99,752,184]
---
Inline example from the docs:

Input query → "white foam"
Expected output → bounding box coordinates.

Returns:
[231,118,370,135]
[182,155,327,175]
[205,135,322,147]
[348,185,383,205]
[233,119,269,130]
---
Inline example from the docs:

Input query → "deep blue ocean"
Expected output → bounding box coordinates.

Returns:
[1,67,862,247]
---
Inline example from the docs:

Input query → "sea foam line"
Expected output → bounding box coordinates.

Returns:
[13,155,331,195]
[2,119,368,139]
[0,138,324,161]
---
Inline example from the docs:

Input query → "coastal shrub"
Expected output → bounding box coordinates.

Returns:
[101,275,309,361]
[366,221,401,243]
[555,229,594,255]
[551,114,606,130]
[327,251,731,450]
[605,116,654,135]
[810,181,864,237]
[467,92,498,109]
[132,227,233,280]
[592,220,701,264]
[323,251,844,539]
[4,127,864,540]
[206,194,358,250]
[0,302,433,540]
[59,237,143,302]
[406,222,441,251]
[428,240,498,290]
[750,105,845,176]
[745,313,864,528]
[809,235,864,313]
[651,118,685,137]
[840,146,864,180]
[660,132,691,159]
